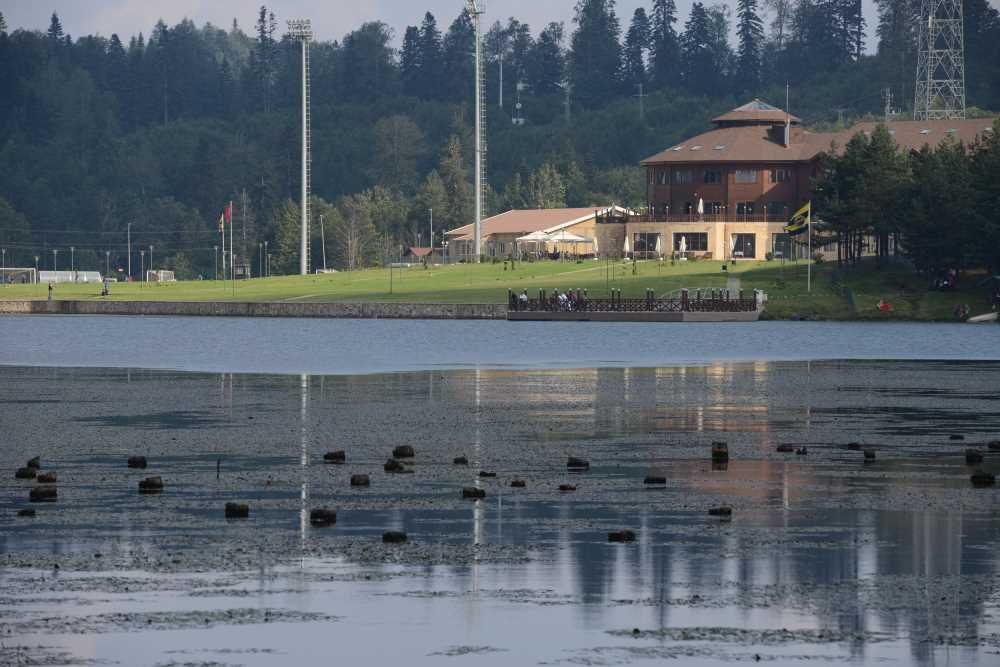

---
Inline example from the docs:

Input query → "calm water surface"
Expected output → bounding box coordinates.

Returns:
[0,315,998,373]
[2,317,999,666]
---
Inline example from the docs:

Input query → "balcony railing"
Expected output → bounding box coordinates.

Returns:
[624,212,785,224]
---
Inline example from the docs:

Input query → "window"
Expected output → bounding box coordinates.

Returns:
[657,170,668,185]
[772,233,791,258]
[735,169,757,184]
[648,170,655,185]
[736,201,756,215]
[633,232,661,254]
[680,201,694,214]
[672,169,693,184]
[499,242,506,255]
[674,233,708,252]
[770,168,791,183]
[705,201,723,214]
[732,233,757,259]
[767,201,788,217]
[703,169,722,184]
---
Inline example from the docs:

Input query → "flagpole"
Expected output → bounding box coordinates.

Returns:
[807,204,812,293]
[220,212,226,282]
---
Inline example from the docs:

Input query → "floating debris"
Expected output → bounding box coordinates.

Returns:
[310,508,337,526]
[350,474,370,487]
[36,472,57,484]
[643,476,667,485]
[965,449,984,465]
[558,484,577,492]
[510,480,526,488]
[950,434,965,441]
[17,508,36,518]
[384,458,410,473]
[138,477,164,494]
[864,450,876,461]
[392,445,415,459]
[224,502,249,518]
[846,442,862,451]
[127,456,147,469]
[708,506,732,518]
[567,456,590,470]
[971,470,996,488]
[796,447,808,456]
[461,487,486,499]
[711,442,729,462]
[26,456,40,470]
[382,531,407,544]
[15,467,36,480]
[453,455,469,465]
[776,444,795,453]
[30,486,57,503]
[608,530,636,543]
[478,471,497,478]
[323,451,346,464]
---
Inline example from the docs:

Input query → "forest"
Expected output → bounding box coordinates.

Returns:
[0,0,998,276]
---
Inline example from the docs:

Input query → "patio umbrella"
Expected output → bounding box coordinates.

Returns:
[679,236,687,254]
[655,235,662,256]
[623,234,631,255]
[697,198,704,215]
[593,235,599,255]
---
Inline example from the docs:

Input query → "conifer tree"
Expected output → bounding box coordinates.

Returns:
[526,23,565,96]
[569,0,623,107]
[47,12,64,42]
[417,12,444,98]
[0,12,7,35]
[442,11,475,102]
[400,26,421,97]
[649,0,680,89]
[736,0,764,93]
[624,8,651,88]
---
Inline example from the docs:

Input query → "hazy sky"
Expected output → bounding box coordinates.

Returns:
[5,0,887,47]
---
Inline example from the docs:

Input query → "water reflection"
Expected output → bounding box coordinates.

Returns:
[2,361,999,665]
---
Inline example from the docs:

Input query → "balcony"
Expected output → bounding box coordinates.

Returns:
[625,212,784,224]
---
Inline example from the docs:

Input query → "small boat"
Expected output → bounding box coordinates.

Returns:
[967,312,998,323]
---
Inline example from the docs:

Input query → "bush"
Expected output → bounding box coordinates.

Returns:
[765,252,774,261]
[812,251,825,264]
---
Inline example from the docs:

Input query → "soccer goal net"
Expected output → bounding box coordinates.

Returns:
[147,270,177,283]
[0,267,38,284]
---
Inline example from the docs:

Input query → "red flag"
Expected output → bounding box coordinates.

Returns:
[224,202,232,225]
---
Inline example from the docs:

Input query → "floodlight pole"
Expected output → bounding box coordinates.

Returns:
[288,19,313,276]
[127,222,132,282]
[467,1,484,263]
[320,213,327,272]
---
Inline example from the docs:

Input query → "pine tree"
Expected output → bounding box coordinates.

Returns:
[650,0,680,89]
[438,135,473,231]
[624,8,651,87]
[526,22,565,96]
[442,11,475,102]
[249,6,276,113]
[417,12,444,98]
[47,12,64,42]
[736,0,764,93]
[400,26,421,97]
[0,11,7,35]
[528,164,567,208]
[569,0,623,107]
[680,2,714,94]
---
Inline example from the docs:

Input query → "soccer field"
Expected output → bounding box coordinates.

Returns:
[0,258,985,321]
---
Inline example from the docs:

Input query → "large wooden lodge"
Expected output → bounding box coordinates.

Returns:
[446,100,995,261]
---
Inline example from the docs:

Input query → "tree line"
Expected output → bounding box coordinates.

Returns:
[814,119,1000,276]
[0,2,998,277]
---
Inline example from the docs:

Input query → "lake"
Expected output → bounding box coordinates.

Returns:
[1,317,999,665]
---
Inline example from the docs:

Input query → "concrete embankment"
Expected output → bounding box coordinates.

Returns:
[0,300,508,320]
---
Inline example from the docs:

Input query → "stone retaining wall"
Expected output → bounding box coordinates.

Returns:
[0,300,509,320]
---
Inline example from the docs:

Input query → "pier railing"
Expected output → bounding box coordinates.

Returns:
[508,288,758,313]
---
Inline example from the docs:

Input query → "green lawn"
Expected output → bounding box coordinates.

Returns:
[3,258,993,321]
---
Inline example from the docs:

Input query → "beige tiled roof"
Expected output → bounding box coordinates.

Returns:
[445,207,614,239]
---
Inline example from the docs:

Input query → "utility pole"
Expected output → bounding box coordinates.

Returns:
[214,245,218,281]
[105,250,110,277]
[319,213,327,272]
[288,19,313,274]
[634,82,647,122]
[127,222,131,282]
[149,245,154,281]
[882,87,894,122]
[429,208,433,257]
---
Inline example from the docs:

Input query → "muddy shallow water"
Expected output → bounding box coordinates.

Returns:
[2,360,1000,666]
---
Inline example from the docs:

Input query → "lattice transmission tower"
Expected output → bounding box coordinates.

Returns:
[914,0,966,120]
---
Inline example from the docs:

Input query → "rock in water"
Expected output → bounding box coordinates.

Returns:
[478,471,497,478]
[567,456,590,470]
[510,480,526,488]
[138,476,164,493]
[392,445,415,459]
[776,444,795,453]
[29,486,57,503]
[382,531,407,544]
[558,484,577,492]
[453,455,469,465]
[846,442,862,451]
[323,451,346,464]
[225,502,249,518]
[26,457,40,470]
[350,474,370,487]
[950,434,965,441]
[608,530,636,543]
[971,471,996,488]
[965,449,984,465]
[643,476,666,485]
[127,456,147,469]
[310,508,337,526]
[15,467,36,480]
[17,509,36,518]
[708,506,732,517]
[863,449,876,461]
[462,487,486,499]
[711,442,729,462]
[36,472,57,484]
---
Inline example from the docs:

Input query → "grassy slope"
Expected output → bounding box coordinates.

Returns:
[3,258,992,321]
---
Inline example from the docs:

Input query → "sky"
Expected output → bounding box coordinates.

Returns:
[4,0,886,48]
